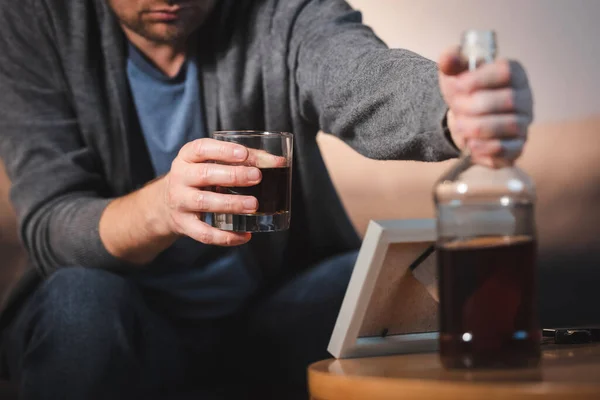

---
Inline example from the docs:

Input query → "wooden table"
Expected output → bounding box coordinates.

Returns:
[308,343,600,399]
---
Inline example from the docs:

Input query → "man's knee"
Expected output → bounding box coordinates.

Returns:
[5,268,179,397]
[4,268,145,381]
[27,268,140,339]
[44,267,134,307]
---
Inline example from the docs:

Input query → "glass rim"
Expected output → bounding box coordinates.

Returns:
[212,130,293,138]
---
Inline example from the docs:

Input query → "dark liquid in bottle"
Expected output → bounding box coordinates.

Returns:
[438,236,541,369]
[217,166,291,214]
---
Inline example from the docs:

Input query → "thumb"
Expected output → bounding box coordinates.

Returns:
[438,46,468,76]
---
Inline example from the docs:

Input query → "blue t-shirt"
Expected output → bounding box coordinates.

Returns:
[126,43,259,319]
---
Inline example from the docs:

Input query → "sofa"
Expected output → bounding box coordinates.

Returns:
[0,163,25,306]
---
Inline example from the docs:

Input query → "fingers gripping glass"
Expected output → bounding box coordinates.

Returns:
[211,131,293,232]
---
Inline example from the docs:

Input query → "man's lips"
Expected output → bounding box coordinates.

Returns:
[148,2,198,15]
[146,11,180,22]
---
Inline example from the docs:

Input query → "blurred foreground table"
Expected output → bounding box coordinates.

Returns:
[308,343,600,399]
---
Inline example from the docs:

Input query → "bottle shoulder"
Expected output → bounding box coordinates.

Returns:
[434,157,536,204]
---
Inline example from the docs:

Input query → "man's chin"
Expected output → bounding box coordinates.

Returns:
[140,24,191,44]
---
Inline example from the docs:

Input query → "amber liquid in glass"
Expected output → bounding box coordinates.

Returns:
[214,166,291,232]
[217,166,290,214]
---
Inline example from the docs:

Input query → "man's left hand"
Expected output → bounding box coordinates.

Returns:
[438,47,534,168]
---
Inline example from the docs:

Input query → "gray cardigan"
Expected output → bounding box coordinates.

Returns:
[0,0,458,335]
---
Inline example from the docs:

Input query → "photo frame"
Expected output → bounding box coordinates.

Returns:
[328,219,440,359]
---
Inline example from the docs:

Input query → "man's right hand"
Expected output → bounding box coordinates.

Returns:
[161,138,262,246]
[99,138,275,265]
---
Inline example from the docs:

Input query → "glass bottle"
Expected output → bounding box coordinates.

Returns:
[434,30,541,369]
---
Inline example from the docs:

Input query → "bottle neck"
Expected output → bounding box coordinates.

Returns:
[465,53,495,71]
[459,30,497,159]
[461,30,497,70]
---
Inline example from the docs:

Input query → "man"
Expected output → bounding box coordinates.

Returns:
[0,0,533,398]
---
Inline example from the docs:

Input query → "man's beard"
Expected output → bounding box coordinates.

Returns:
[119,0,217,45]
[121,18,190,44]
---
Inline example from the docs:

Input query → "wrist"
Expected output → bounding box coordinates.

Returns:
[444,109,462,152]
[141,175,177,240]
[99,176,178,266]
